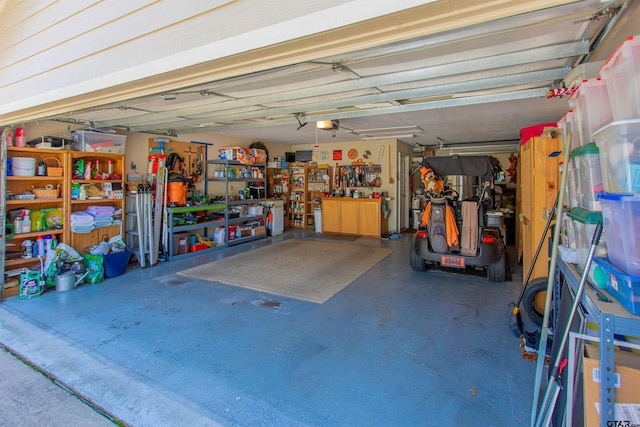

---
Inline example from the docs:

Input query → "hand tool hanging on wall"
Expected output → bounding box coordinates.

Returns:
[150,138,171,153]
[195,146,204,178]
[184,147,192,177]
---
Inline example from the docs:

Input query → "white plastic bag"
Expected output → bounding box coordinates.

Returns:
[214,227,226,245]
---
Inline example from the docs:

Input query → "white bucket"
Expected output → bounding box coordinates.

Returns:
[11,157,36,176]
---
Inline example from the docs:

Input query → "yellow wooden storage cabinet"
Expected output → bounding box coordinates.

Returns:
[518,134,562,283]
[321,198,388,238]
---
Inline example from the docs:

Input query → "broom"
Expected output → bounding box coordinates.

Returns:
[508,193,558,337]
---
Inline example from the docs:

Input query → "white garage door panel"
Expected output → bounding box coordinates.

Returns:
[0,0,231,92]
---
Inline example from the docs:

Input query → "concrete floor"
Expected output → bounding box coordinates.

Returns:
[0,230,535,426]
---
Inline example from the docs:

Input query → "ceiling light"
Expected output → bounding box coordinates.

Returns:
[317,119,339,130]
[352,126,423,133]
[362,134,415,141]
[160,94,177,101]
[444,143,519,150]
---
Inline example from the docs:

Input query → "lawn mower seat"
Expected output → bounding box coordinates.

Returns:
[421,196,459,254]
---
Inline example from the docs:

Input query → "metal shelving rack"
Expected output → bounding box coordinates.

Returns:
[165,204,226,261]
[207,159,267,247]
[555,258,640,427]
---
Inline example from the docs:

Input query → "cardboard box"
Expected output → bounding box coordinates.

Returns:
[583,344,640,427]
[252,226,266,236]
[172,232,190,255]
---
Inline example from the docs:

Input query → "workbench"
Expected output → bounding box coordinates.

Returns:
[321,197,388,238]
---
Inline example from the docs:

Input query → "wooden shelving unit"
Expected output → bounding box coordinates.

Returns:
[66,151,126,252]
[4,147,69,279]
[288,162,307,228]
[267,165,290,231]
[306,165,331,230]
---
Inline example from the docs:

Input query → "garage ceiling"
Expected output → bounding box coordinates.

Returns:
[49,0,637,149]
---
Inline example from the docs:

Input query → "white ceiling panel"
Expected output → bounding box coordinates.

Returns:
[42,0,637,148]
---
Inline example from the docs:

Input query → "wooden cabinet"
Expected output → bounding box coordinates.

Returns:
[358,200,384,237]
[519,135,562,282]
[321,198,388,237]
[321,198,340,233]
[339,200,359,235]
[4,147,69,281]
[67,151,126,251]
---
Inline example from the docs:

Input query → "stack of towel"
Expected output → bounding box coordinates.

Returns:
[86,205,115,229]
[70,211,95,234]
[70,206,123,234]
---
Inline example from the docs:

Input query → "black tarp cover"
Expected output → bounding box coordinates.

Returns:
[421,155,493,181]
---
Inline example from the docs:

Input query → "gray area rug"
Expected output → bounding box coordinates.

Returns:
[178,239,394,303]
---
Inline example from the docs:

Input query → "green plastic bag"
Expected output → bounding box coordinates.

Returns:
[82,254,104,284]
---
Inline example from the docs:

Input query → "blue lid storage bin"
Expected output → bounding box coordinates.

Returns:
[593,257,640,315]
[598,193,640,276]
[593,119,640,195]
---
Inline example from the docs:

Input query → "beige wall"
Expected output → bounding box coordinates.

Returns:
[285,138,400,230]
[20,120,403,230]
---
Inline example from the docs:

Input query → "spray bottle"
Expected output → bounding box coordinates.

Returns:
[22,210,31,234]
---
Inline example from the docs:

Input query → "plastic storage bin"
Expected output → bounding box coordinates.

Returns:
[598,193,640,276]
[569,143,603,211]
[593,119,640,194]
[593,257,640,315]
[557,109,576,149]
[568,207,608,270]
[563,159,579,209]
[600,35,640,121]
[568,78,612,146]
[72,130,126,154]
